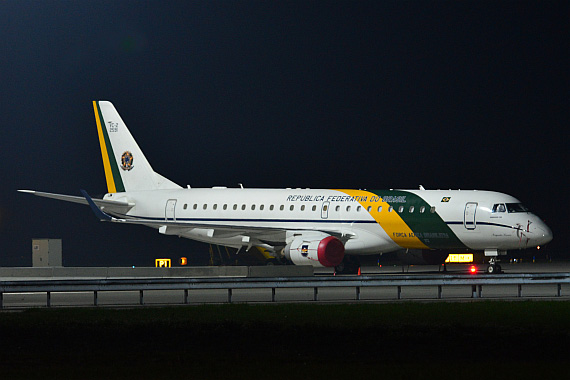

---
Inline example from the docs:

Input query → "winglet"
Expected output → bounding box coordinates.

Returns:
[80,189,112,221]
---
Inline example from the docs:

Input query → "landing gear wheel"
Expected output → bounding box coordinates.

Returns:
[486,264,503,274]
[334,255,360,275]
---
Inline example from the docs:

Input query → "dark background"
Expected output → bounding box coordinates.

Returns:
[1,1,567,266]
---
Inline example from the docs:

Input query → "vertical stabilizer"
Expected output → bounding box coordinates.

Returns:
[93,101,181,192]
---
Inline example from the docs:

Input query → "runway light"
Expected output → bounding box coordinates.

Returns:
[469,266,477,274]
[537,246,541,250]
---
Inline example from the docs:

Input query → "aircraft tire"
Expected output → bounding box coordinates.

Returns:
[335,255,360,275]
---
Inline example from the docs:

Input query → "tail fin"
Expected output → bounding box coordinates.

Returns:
[93,101,181,192]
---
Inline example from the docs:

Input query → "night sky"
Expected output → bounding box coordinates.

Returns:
[1,1,567,266]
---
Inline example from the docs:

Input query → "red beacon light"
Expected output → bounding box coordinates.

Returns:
[469,265,477,274]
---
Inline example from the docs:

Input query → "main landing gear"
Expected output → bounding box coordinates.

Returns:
[486,257,502,274]
[334,255,361,275]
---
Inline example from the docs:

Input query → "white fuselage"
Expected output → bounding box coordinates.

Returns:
[103,188,553,255]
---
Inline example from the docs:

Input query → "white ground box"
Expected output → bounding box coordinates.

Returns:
[32,239,62,267]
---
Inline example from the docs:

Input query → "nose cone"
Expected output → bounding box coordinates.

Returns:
[534,220,553,246]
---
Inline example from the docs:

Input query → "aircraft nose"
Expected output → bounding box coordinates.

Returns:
[534,221,553,246]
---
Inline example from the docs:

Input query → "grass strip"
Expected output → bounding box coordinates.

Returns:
[1,301,568,379]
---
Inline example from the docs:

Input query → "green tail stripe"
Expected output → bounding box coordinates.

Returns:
[96,102,125,193]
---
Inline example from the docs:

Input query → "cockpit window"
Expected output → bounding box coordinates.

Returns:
[492,203,506,213]
[506,203,529,213]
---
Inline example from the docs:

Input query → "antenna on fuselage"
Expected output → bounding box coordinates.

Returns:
[419,185,425,190]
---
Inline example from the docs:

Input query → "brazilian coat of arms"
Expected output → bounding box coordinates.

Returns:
[120,151,134,171]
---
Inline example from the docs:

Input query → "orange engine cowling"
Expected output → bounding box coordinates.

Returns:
[283,235,345,267]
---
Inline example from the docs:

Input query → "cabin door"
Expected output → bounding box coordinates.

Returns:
[165,199,177,221]
[464,202,477,230]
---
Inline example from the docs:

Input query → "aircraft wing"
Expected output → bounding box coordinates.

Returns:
[18,190,135,215]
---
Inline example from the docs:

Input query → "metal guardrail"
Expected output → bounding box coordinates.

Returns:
[1,273,569,308]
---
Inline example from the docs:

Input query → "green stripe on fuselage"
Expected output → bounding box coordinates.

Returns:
[371,190,467,249]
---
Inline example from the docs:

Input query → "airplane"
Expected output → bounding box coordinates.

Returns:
[19,101,553,274]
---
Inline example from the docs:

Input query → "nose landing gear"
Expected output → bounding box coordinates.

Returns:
[486,257,503,274]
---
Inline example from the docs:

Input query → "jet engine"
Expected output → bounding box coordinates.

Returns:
[283,235,345,267]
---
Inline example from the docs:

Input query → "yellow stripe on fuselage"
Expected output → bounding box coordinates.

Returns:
[93,101,116,193]
[336,189,429,249]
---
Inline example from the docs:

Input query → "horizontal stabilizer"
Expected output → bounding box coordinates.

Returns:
[17,190,134,215]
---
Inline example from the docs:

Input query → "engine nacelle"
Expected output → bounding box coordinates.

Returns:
[283,235,345,267]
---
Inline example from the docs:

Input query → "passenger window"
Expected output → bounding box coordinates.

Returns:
[193,204,198,210]
[420,206,425,213]
[270,205,274,211]
[312,205,317,211]
[346,206,351,212]
[323,205,328,212]
[290,205,294,211]
[398,206,404,213]
[430,206,436,213]
[367,206,372,212]
[233,204,237,210]
[377,206,382,212]
[213,204,217,210]
[203,204,207,210]
[301,205,305,211]
[409,206,414,213]
[251,205,255,210]
[183,204,188,210]
[357,206,361,212]
[335,205,340,212]
[280,205,284,211]
[223,204,228,210]
[260,205,264,211]
[242,204,246,210]
[388,206,393,212]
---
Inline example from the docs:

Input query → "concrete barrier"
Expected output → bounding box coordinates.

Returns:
[0,267,55,278]
[248,266,313,277]
[0,266,308,278]
[107,267,168,277]
[52,267,109,278]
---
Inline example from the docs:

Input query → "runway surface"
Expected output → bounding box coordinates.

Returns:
[2,262,569,308]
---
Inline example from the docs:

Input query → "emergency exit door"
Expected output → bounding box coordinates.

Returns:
[321,201,330,219]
